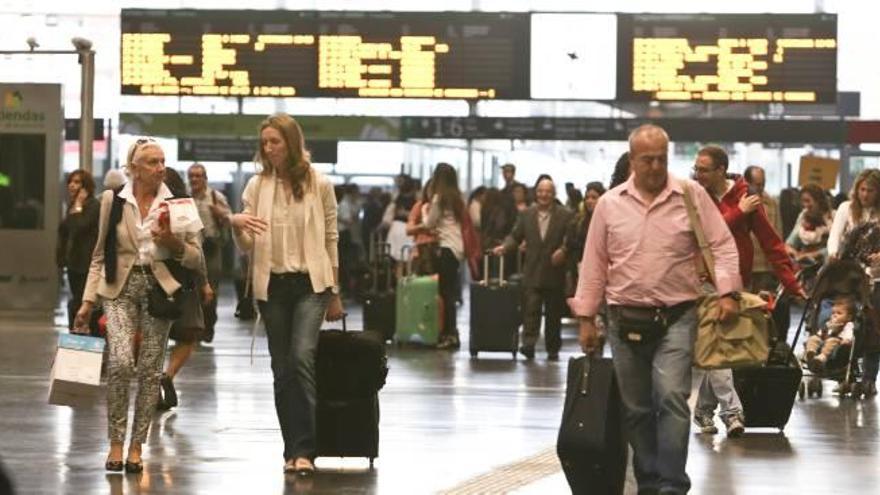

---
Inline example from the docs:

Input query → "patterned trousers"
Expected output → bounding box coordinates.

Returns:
[103,269,171,443]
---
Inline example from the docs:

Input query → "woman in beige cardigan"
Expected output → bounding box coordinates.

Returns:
[73,138,203,472]
[231,113,344,476]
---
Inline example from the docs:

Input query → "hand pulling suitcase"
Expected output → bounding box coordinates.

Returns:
[733,305,805,431]
[316,317,388,467]
[469,253,521,358]
[363,242,396,341]
[557,354,627,495]
[395,246,442,346]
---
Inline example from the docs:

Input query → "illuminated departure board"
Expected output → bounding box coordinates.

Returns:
[617,14,837,103]
[121,9,529,99]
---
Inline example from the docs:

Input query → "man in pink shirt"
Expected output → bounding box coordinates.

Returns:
[569,124,741,495]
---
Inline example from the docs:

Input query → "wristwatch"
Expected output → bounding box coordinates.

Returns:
[721,291,741,301]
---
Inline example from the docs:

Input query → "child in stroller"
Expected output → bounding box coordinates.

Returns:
[804,297,855,373]
[796,259,872,399]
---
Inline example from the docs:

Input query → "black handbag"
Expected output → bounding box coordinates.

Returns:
[146,259,195,320]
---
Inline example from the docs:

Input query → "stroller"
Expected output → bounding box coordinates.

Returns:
[794,258,873,399]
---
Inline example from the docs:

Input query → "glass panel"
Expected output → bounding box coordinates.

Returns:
[0,133,46,230]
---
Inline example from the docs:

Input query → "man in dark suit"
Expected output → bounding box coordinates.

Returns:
[493,177,573,360]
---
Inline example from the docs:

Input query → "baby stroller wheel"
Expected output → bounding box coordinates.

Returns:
[798,381,806,400]
[850,381,863,399]
[808,377,822,398]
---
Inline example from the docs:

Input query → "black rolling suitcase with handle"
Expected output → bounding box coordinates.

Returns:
[733,306,805,431]
[363,241,396,342]
[469,253,521,358]
[557,354,627,495]
[315,317,388,467]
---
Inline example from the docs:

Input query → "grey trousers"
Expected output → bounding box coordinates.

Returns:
[695,369,744,421]
[103,270,171,443]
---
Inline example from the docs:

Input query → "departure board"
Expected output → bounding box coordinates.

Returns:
[121,9,529,99]
[617,14,837,103]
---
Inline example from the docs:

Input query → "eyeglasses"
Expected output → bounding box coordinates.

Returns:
[692,165,719,175]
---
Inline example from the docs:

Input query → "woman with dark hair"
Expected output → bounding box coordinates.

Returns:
[785,183,833,267]
[58,169,100,330]
[828,169,880,397]
[565,182,606,296]
[406,179,439,275]
[609,151,631,190]
[511,183,530,213]
[231,113,344,475]
[468,185,487,231]
[423,163,478,349]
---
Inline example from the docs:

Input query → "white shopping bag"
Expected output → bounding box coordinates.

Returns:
[48,333,105,407]
[165,198,204,234]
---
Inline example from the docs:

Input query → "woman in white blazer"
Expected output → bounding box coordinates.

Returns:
[74,138,203,473]
[231,113,344,475]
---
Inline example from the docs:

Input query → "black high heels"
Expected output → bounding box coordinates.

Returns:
[124,460,143,473]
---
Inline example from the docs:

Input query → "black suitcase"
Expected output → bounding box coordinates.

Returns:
[315,320,388,466]
[733,364,802,430]
[469,254,521,358]
[733,305,805,431]
[557,355,627,495]
[363,246,396,342]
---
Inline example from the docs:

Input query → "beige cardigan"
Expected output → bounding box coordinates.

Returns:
[234,169,339,301]
[82,188,203,304]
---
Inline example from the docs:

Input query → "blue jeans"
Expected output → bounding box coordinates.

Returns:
[607,305,697,494]
[258,273,330,461]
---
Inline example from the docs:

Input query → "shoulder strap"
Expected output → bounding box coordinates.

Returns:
[681,181,717,286]
[103,187,126,283]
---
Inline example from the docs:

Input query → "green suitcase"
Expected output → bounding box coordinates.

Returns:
[395,247,442,346]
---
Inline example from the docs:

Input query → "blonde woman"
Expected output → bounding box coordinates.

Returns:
[74,138,203,472]
[231,113,344,475]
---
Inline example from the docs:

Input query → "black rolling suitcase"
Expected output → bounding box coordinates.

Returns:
[469,253,521,358]
[557,355,627,495]
[733,307,804,431]
[315,318,388,467]
[363,242,396,342]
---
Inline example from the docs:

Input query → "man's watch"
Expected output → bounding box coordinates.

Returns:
[721,291,741,301]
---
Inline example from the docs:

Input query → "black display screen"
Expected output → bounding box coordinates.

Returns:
[616,13,837,103]
[121,9,530,99]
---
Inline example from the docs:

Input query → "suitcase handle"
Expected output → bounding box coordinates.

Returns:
[481,251,506,287]
[579,355,591,396]
[401,245,414,278]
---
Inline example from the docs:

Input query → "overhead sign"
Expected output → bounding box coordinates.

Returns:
[64,118,106,141]
[799,155,840,189]
[178,137,337,163]
[121,9,530,99]
[617,13,838,103]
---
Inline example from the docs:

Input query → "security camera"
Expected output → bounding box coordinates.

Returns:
[71,37,93,51]
[26,37,39,51]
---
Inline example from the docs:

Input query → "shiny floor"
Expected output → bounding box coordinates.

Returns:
[0,287,878,495]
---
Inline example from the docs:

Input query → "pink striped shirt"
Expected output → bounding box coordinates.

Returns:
[568,176,741,317]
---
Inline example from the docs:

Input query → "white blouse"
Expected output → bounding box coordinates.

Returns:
[118,182,174,266]
[270,180,309,273]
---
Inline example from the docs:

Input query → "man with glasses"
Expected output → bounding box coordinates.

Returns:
[691,146,805,438]
[571,125,741,494]
[188,163,232,342]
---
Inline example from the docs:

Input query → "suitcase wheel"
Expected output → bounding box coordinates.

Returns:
[369,458,375,470]
[808,378,822,398]
[470,349,478,358]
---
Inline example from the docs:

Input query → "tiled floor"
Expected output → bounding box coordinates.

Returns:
[0,288,877,494]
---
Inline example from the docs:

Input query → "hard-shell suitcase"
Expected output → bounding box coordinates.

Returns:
[733,307,803,431]
[363,242,396,341]
[557,355,627,495]
[315,318,388,466]
[469,253,521,358]
[395,246,441,346]
[733,362,802,430]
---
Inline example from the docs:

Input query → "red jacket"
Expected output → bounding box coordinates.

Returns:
[712,177,800,293]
